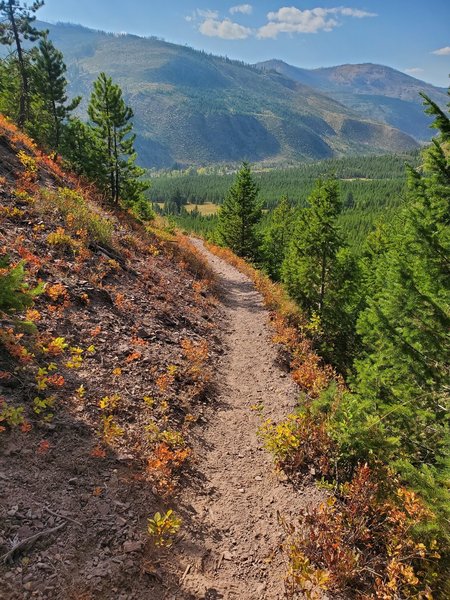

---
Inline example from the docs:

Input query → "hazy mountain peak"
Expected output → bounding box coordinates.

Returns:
[38,22,419,168]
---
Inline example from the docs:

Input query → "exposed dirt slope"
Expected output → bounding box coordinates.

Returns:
[166,239,324,599]
[0,117,220,599]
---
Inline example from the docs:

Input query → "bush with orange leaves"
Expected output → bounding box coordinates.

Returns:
[260,414,336,479]
[147,442,191,493]
[181,338,209,381]
[283,464,439,599]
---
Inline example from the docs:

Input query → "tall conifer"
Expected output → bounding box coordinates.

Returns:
[282,178,342,315]
[217,162,262,260]
[262,195,293,281]
[88,72,148,205]
[0,0,44,127]
[32,34,81,150]
[333,91,450,525]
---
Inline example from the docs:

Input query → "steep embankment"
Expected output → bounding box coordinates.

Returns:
[0,115,332,600]
[0,116,221,599]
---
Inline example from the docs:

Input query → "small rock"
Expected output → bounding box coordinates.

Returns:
[238,488,245,493]
[123,540,143,553]
[7,505,19,516]
[255,476,263,482]
[223,551,233,561]
[117,453,132,462]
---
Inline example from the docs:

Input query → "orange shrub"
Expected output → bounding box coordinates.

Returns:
[284,465,438,599]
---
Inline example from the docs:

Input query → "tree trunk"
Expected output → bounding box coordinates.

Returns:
[51,97,60,150]
[8,1,28,127]
[319,247,327,315]
[113,129,119,204]
[107,126,115,203]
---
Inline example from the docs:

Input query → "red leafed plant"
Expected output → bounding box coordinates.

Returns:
[283,464,439,599]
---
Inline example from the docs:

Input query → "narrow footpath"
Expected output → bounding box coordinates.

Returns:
[169,240,324,600]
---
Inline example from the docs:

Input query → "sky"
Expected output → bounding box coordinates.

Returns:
[39,1,450,87]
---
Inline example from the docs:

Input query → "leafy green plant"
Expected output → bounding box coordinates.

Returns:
[0,399,25,430]
[147,509,182,547]
[39,188,114,245]
[33,395,56,421]
[0,257,42,315]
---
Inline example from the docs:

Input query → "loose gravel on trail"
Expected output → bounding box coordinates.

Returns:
[170,239,324,600]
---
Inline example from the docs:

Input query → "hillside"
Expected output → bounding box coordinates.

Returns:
[38,22,418,168]
[257,60,448,141]
[0,116,222,598]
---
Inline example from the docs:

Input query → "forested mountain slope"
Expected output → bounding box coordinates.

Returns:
[257,60,447,141]
[37,22,418,168]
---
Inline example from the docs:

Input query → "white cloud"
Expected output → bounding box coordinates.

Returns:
[336,8,377,18]
[257,6,376,39]
[230,4,253,15]
[405,67,424,75]
[199,18,252,39]
[197,9,220,19]
[432,46,450,56]
[185,8,219,22]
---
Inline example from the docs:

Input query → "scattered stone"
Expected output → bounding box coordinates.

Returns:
[123,540,143,553]
[223,551,233,561]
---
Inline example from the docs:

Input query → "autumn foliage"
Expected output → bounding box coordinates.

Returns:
[0,116,216,500]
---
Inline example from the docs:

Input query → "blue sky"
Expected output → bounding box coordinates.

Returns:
[39,1,450,87]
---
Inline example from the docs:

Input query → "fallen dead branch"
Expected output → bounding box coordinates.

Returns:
[1,522,66,564]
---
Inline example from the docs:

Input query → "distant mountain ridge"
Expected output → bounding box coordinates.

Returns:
[39,22,420,168]
[256,60,448,142]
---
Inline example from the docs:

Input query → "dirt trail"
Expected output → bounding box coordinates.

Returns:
[171,240,323,600]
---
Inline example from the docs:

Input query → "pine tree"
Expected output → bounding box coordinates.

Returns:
[60,117,107,183]
[0,55,21,118]
[334,90,450,524]
[262,195,293,281]
[282,178,342,316]
[88,72,149,206]
[0,0,44,127]
[282,178,362,368]
[31,34,81,151]
[217,162,262,259]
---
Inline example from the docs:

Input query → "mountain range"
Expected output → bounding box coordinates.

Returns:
[256,60,448,142]
[38,22,447,168]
